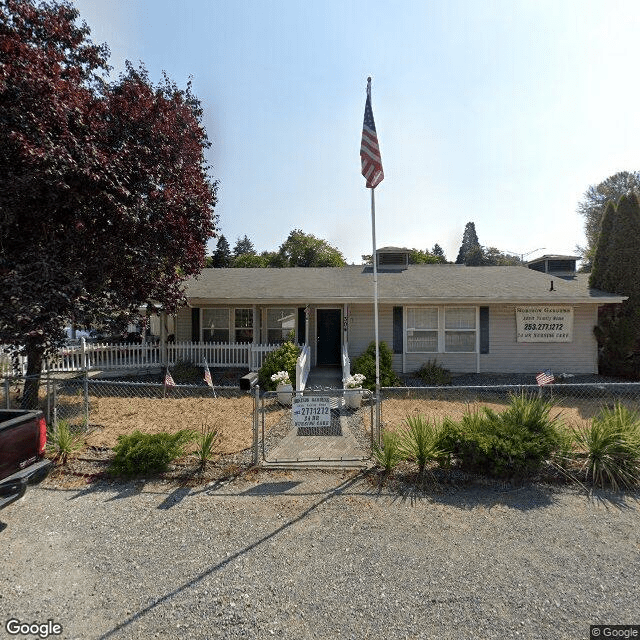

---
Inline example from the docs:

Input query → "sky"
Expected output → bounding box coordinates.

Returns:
[72,0,640,265]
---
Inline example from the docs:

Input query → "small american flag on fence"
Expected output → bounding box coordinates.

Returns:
[164,369,176,387]
[203,359,213,389]
[360,77,384,189]
[536,370,555,386]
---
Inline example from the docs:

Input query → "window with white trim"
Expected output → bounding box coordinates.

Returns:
[445,307,476,352]
[267,308,296,343]
[234,308,253,343]
[202,308,229,342]
[406,307,438,352]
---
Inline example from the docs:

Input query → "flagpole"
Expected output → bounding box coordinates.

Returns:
[371,187,380,397]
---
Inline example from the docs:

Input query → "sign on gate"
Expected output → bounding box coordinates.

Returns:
[292,395,331,429]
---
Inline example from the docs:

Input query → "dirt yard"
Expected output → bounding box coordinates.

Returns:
[379,396,630,433]
[64,393,633,456]
[79,395,286,454]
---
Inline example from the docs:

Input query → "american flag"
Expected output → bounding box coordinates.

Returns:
[360,77,384,189]
[164,369,176,387]
[536,370,555,386]
[203,359,213,389]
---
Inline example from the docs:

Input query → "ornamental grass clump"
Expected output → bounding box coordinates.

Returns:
[47,420,84,465]
[110,429,194,476]
[372,430,403,473]
[193,423,221,470]
[396,414,443,477]
[570,402,640,491]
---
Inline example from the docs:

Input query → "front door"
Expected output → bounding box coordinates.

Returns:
[316,309,341,366]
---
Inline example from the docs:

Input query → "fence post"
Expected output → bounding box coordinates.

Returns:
[81,337,88,372]
[83,373,89,427]
[252,385,260,466]
[46,376,51,424]
[52,382,57,427]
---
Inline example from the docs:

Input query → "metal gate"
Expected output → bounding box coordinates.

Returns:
[255,388,376,465]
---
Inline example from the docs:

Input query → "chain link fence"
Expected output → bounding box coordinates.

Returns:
[4,374,640,468]
[379,383,640,433]
[257,388,376,464]
[1,374,251,451]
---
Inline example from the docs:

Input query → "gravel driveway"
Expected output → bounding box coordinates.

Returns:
[1,471,639,640]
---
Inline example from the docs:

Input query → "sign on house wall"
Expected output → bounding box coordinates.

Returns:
[515,306,573,342]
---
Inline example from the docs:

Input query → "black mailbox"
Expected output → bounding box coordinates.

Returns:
[239,372,258,391]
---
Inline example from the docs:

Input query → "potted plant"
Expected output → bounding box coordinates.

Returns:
[344,373,366,409]
[271,370,293,405]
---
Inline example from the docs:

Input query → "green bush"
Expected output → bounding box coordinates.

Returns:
[351,341,400,390]
[416,359,452,385]
[438,393,565,478]
[570,402,640,490]
[169,360,203,384]
[258,341,301,390]
[110,430,194,476]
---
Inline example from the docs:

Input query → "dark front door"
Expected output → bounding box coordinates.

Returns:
[316,309,341,366]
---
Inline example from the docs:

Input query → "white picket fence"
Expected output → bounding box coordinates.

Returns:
[1,341,283,375]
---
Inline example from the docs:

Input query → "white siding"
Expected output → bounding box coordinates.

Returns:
[176,307,192,342]
[348,303,600,375]
[347,304,394,360]
[479,304,599,374]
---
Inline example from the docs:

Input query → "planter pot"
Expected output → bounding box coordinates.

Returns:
[344,387,362,409]
[276,383,293,405]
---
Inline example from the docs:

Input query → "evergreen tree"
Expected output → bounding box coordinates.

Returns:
[577,170,640,269]
[590,193,640,377]
[455,222,482,265]
[211,235,231,267]
[233,235,255,258]
[432,244,447,263]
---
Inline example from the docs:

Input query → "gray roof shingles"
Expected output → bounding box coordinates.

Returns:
[184,265,626,305]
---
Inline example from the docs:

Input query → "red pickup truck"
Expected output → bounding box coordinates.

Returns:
[0,410,52,510]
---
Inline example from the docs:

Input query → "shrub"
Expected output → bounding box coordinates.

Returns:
[169,360,203,384]
[258,341,301,390]
[372,430,403,473]
[396,414,443,477]
[110,430,194,476]
[570,403,640,490]
[47,420,84,465]
[416,359,452,385]
[440,393,565,478]
[352,341,400,390]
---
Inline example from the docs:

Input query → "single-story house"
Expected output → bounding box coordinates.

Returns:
[177,248,625,375]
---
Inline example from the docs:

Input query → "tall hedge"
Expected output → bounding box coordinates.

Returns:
[590,193,640,378]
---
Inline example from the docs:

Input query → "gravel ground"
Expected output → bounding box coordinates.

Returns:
[1,471,639,640]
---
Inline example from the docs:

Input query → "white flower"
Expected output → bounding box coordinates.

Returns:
[345,373,366,388]
[271,370,291,385]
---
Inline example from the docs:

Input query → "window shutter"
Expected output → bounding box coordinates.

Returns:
[479,307,489,354]
[393,306,403,354]
[191,308,200,342]
[297,307,306,344]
